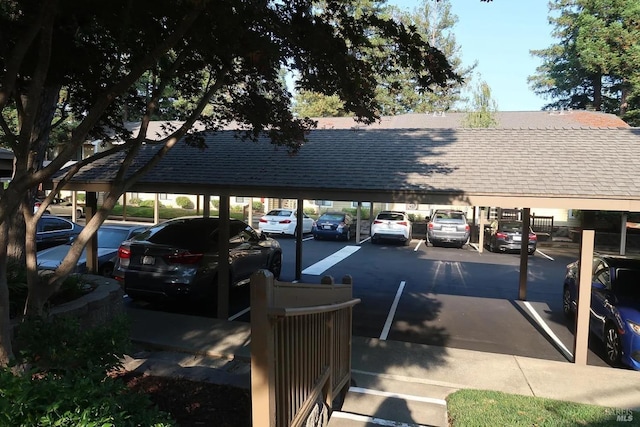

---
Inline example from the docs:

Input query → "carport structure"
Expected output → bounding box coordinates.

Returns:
[55,116,640,366]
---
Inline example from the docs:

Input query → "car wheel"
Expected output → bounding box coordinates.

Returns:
[371,235,378,244]
[76,209,83,218]
[268,253,282,279]
[99,263,114,278]
[528,249,536,255]
[562,287,573,317]
[345,228,351,241]
[403,234,411,246]
[604,323,622,367]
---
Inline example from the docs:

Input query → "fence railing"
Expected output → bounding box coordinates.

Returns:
[250,270,360,427]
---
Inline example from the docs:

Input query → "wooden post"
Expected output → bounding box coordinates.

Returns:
[217,194,230,319]
[620,212,628,256]
[71,191,78,223]
[154,193,159,224]
[203,194,211,218]
[296,199,303,281]
[122,193,128,221]
[478,207,485,254]
[518,208,531,300]
[250,270,276,427]
[574,230,595,365]
[356,201,362,244]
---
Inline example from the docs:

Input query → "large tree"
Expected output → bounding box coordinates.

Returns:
[0,0,459,365]
[293,0,471,117]
[528,0,640,123]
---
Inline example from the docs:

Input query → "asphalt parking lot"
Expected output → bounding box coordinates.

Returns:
[126,232,616,370]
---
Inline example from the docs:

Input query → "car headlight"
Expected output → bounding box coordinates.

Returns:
[628,321,640,335]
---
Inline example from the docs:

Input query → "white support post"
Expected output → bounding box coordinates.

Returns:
[574,230,595,365]
[356,201,362,243]
[620,212,628,256]
[154,193,160,224]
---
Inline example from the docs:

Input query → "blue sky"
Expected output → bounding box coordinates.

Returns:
[390,1,556,111]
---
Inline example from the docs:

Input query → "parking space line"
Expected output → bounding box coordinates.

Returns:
[359,236,371,244]
[302,236,314,242]
[535,249,554,261]
[468,242,480,252]
[414,239,424,252]
[228,307,250,321]
[380,281,405,341]
[349,386,447,405]
[522,301,573,361]
[301,246,361,275]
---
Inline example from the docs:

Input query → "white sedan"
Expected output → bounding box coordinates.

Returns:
[258,209,314,236]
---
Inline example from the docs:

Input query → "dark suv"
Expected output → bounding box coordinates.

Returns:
[427,209,470,248]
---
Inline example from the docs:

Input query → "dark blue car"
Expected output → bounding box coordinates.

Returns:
[563,255,640,370]
[312,212,353,241]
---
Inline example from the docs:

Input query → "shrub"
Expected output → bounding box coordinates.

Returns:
[76,193,86,202]
[210,199,219,209]
[139,199,163,208]
[5,315,176,426]
[175,196,194,209]
[127,197,142,206]
[252,201,263,212]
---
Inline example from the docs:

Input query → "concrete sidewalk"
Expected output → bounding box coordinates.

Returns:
[127,308,640,426]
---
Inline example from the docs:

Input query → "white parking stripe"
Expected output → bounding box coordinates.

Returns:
[535,249,554,260]
[302,236,314,242]
[228,307,250,321]
[523,301,573,361]
[330,411,429,427]
[380,281,405,341]
[349,386,447,405]
[301,245,361,275]
[414,239,424,252]
[359,236,371,244]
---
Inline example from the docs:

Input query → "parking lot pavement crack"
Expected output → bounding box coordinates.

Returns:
[514,356,536,397]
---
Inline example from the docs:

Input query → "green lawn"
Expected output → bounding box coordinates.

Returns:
[447,389,638,427]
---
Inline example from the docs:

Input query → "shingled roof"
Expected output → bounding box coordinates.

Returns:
[61,126,640,211]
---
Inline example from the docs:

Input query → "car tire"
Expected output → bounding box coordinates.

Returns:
[268,252,282,279]
[345,228,351,241]
[99,263,114,278]
[562,287,573,318]
[604,323,622,367]
[313,234,320,240]
[403,234,411,246]
[528,249,536,255]
[371,235,378,244]
[76,209,83,218]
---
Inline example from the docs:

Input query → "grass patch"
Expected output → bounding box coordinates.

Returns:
[447,389,638,426]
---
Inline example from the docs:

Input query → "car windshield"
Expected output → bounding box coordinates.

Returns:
[377,213,405,221]
[615,268,640,301]
[499,222,523,232]
[319,214,344,221]
[434,212,465,222]
[266,210,292,217]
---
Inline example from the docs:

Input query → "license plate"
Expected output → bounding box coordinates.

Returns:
[443,226,456,232]
[323,225,332,230]
[141,255,155,265]
[270,221,277,225]
[513,235,522,242]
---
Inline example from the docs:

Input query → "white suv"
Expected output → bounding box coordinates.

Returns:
[371,211,412,245]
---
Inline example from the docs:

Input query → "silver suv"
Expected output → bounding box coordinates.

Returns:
[427,209,470,248]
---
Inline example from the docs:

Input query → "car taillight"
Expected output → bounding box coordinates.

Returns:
[397,221,408,226]
[465,224,470,232]
[496,232,507,239]
[373,220,383,224]
[259,218,268,223]
[164,252,203,265]
[529,233,538,241]
[118,246,131,259]
[428,222,434,229]
[279,219,292,224]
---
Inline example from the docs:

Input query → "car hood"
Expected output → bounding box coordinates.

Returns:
[37,246,118,268]
[617,300,640,322]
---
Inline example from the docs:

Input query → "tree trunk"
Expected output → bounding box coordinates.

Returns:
[0,219,13,366]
